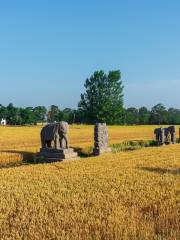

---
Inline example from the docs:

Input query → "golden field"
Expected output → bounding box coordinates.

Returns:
[0,125,179,239]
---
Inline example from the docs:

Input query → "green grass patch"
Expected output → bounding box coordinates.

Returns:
[111,140,158,153]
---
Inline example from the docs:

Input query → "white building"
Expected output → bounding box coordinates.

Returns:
[1,119,7,126]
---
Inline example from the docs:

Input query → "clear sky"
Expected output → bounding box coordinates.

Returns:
[0,0,180,109]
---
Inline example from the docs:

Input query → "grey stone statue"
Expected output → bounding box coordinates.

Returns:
[36,121,79,161]
[41,121,69,149]
[165,126,176,144]
[154,127,164,145]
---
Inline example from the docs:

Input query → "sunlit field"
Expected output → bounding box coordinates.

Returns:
[0,125,179,239]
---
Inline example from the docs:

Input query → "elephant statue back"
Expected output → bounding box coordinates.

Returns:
[41,123,58,140]
[41,123,59,148]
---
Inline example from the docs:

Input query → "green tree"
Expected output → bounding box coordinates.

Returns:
[62,108,75,123]
[47,105,63,123]
[150,104,168,124]
[138,107,150,125]
[125,107,139,125]
[6,103,19,125]
[33,106,47,124]
[73,109,85,124]
[0,104,7,119]
[167,108,180,124]
[78,70,124,124]
[19,107,35,125]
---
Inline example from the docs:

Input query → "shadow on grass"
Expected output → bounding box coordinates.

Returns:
[138,167,180,176]
[72,146,93,158]
[1,150,35,161]
[0,146,93,169]
[0,150,35,169]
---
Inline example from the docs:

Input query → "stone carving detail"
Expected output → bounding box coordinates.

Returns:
[93,123,111,155]
[36,122,79,162]
[154,126,176,145]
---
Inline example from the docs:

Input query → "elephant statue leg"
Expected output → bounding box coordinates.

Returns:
[59,136,62,148]
[63,134,68,149]
[59,134,68,149]
[47,140,52,148]
[41,140,46,148]
[54,136,59,149]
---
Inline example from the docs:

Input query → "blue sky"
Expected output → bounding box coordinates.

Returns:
[0,0,180,109]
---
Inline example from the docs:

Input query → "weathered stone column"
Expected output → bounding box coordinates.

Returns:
[171,126,176,144]
[160,128,165,145]
[93,123,111,156]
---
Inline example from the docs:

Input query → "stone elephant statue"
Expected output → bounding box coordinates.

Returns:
[154,127,164,145]
[154,128,161,142]
[164,126,176,144]
[41,121,69,149]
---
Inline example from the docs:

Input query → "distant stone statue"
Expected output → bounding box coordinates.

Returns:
[154,127,164,145]
[165,126,176,144]
[154,126,176,145]
[93,123,111,155]
[41,121,69,149]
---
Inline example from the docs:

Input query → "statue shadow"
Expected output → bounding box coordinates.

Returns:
[72,147,94,158]
[0,150,62,169]
[138,166,180,176]
[0,150,35,169]
[0,146,94,170]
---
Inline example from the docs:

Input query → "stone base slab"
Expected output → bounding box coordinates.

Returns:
[93,147,112,156]
[36,148,79,162]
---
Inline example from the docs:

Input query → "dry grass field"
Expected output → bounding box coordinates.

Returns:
[0,125,179,239]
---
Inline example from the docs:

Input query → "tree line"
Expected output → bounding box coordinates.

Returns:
[1,103,180,126]
[0,104,75,125]
[0,70,179,125]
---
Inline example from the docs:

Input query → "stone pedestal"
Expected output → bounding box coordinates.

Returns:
[36,148,79,162]
[93,147,112,156]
